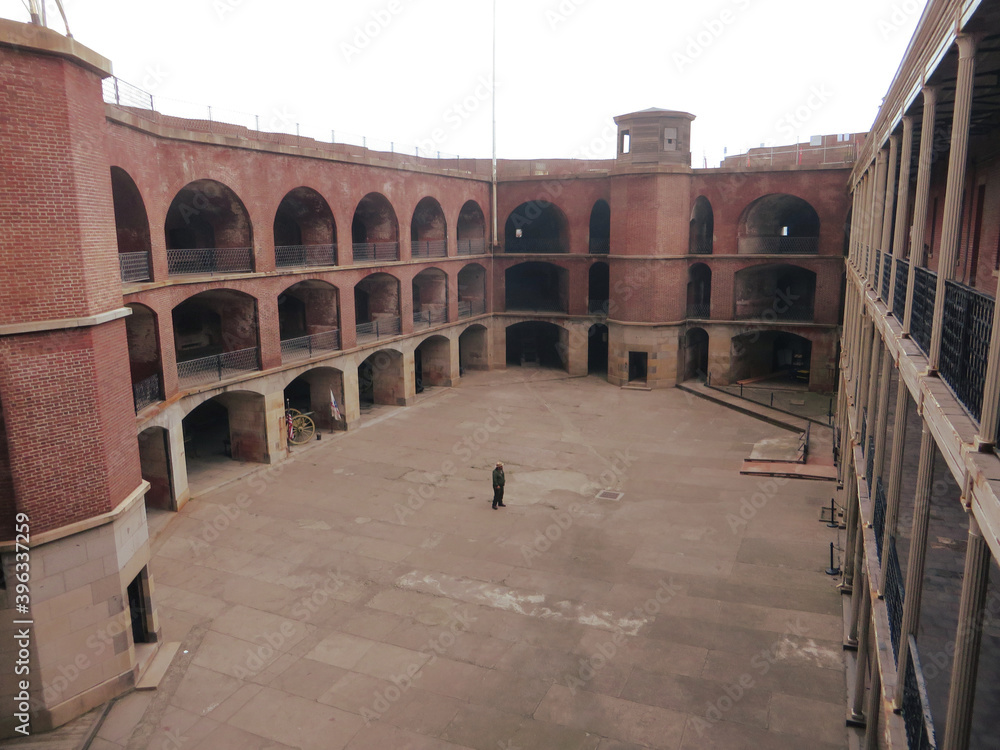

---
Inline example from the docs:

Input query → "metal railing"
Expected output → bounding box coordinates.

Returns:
[880,251,892,302]
[356,316,401,343]
[132,373,161,413]
[504,239,566,253]
[352,242,399,263]
[873,477,886,561]
[589,237,610,254]
[411,240,447,258]
[458,299,487,318]
[690,241,711,255]
[736,236,819,255]
[885,537,905,662]
[940,279,994,423]
[119,252,151,282]
[275,244,337,268]
[893,258,909,319]
[167,247,254,276]
[280,329,340,361]
[589,299,611,315]
[902,636,939,750]
[866,433,875,494]
[177,347,259,386]
[910,266,937,355]
[457,238,487,255]
[413,308,447,329]
[687,302,710,319]
[861,406,868,449]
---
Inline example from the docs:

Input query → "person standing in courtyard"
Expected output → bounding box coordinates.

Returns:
[492,461,506,509]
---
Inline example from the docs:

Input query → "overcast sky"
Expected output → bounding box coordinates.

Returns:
[3,0,927,166]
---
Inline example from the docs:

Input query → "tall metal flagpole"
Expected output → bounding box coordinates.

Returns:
[491,0,498,250]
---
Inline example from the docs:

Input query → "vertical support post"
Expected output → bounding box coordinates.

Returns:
[851,570,873,721]
[904,86,938,336]
[880,370,910,589]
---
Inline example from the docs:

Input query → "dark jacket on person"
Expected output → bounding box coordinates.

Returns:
[492,467,505,487]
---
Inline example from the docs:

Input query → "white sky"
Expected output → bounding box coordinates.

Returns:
[3,0,928,166]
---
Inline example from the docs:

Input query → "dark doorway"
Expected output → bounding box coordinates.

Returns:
[506,321,564,369]
[414,348,425,393]
[628,351,648,383]
[127,571,153,644]
[358,359,375,405]
[588,324,609,374]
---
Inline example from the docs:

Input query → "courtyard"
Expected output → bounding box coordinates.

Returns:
[89,370,844,749]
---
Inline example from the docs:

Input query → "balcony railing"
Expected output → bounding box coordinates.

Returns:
[457,238,486,255]
[873,477,886,561]
[910,266,937,355]
[737,236,819,255]
[119,252,151,282]
[589,237,610,254]
[275,244,337,268]
[132,373,161,413]
[687,302,710,319]
[411,240,447,258]
[902,636,938,750]
[352,241,399,263]
[413,308,447,329]
[167,247,254,276]
[458,299,486,318]
[504,239,565,253]
[893,259,909,319]
[884,537,904,662]
[356,316,401,344]
[280,329,341,362]
[589,299,611,315]
[939,279,994,422]
[177,347,259,387]
[880,252,891,302]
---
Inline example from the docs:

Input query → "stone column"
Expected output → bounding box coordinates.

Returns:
[942,514,992,750]
[166,419,191,511]
[863,333,883,437]
[863,656,882,750]
[842,456,860,593]
[903,87,938,336]
[872,348,893,479]
[855,320,874,428]
[875,137,898,294]
[929,36,978,371]
[880,371,910,588]
[848,514,867,647]
[851,570,873,720]
[893,423,936,710]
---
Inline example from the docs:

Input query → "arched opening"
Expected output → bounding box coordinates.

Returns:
[411,197,447,258]
[352,192,399,262]
[588,262,610,314]
[125,303,163,412]
[458,263,487,317]
[731,331,812,385]
[355,273,401,343]
[734,264,816,321]
[284,367,346,431]
[111,167,152,282]
[164,179,253,274]
[689,196,714,254]
[457,200,487,254]
[412,268,448,329]
[683,328,709,382]
[506,321,567,370]
[274,186,337,268]
[589,200,610,254]
[738,194,820,254]
[588,323,609,375]
[358,349,404,407]
[505,262,568,312]
[686,263,712,318]
[278,281,341,362]
[172,290,260,387]
[182,392,267,483]
[459,324,488,372]
[415,335,452,391]
[504,201,569,253]
[137,427,173,511]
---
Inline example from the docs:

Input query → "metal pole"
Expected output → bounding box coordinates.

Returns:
[491,0,498,250]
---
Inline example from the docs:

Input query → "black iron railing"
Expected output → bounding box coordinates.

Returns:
[280,329,340,361]
[589,237,610,254]
[687,302,710,319]
[861,406,867,449]
[275,244,337,268]
[132,373,161,413]
[458,299,486,318]
[873,477,886,561]
[412,240,447,258]
[902,636,939,750]
[866,433,875,493]
[167,247,254,276]
[893,258,909,319]
[737,236,819,254]
[881,252,891,302]
[119,252,151,282]
[413,308,448,329]
[457,238,486,255]
[177,347,259,386]
[940,280,994,422]
[356,316,401,343]
[885,537,905,662]
[910,266,937,355]
[352,242,399,263]
[504,239,565,253]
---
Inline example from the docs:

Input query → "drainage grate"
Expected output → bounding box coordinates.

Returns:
[596,490,624,501]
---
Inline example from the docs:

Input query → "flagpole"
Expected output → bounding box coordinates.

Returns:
[491,0,498,250]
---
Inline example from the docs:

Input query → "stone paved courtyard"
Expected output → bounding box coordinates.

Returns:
[93,369,846,749]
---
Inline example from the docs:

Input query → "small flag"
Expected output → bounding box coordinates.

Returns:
[330,389,342,421]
